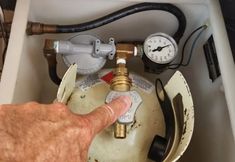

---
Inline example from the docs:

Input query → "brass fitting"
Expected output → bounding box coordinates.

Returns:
[43,39,58,55]
[43,39,57,66]
[111,43,136,139]
[116,44,136,59]
[111,65,131,92]
[27,22,57,35]
[114,123,127,139]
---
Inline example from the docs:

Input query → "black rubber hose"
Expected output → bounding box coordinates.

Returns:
[43,43,62,85]
[43,3,186,85]
[56,3,186,43]
[48,65,61,85]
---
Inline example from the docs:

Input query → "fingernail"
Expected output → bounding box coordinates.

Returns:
[117,96,132,110]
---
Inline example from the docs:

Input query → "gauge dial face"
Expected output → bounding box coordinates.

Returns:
[144,33,178,64]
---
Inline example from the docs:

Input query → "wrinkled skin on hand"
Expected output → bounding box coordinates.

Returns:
[0,96,131,162]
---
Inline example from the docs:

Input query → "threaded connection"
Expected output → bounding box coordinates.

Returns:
[26,22,56,35]
[111,66,131,92]
[114,122,127,138]
[43,39,57,55]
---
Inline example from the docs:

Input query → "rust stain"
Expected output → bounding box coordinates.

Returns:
[130,119,137,128]
[80,95,86,99]
[183,121,187,135]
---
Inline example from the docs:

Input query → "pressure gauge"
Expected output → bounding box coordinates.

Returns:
[142,33,178,73]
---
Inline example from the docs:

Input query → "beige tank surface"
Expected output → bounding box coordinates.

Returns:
[57,65,194,162]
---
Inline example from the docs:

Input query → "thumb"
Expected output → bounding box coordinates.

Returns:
[84,96,132,135]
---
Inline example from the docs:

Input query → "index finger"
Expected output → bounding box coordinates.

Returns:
[84,96,132,135]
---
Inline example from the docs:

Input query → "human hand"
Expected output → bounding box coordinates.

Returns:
[0,96,131,162]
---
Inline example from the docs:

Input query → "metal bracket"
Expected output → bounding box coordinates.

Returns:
[94,38,116,60]
[108,38,115,60]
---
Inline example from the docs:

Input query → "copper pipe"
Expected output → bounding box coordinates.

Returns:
[26,22,57,35]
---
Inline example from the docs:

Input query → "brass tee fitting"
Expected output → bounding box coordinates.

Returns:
[111,43,136,138]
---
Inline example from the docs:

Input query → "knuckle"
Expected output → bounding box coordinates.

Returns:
[102,105,115,120]
[51,103,68,111]
[54,102,67,108]
[23,102,40,110]
[25,101,39,106]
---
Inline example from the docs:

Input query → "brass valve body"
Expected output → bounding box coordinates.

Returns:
[111,43,135,139]
[111,65,131,138]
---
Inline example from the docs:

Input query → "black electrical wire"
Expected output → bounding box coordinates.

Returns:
[181,27,207,67]
[168,25,207,69]
[55,3,186,43]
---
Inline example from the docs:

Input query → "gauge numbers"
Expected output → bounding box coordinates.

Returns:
[144,33,178,64]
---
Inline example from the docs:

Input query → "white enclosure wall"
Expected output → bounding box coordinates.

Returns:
[0,0,235,161]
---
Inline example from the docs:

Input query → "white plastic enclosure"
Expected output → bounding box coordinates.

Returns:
[0,0,235,162]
